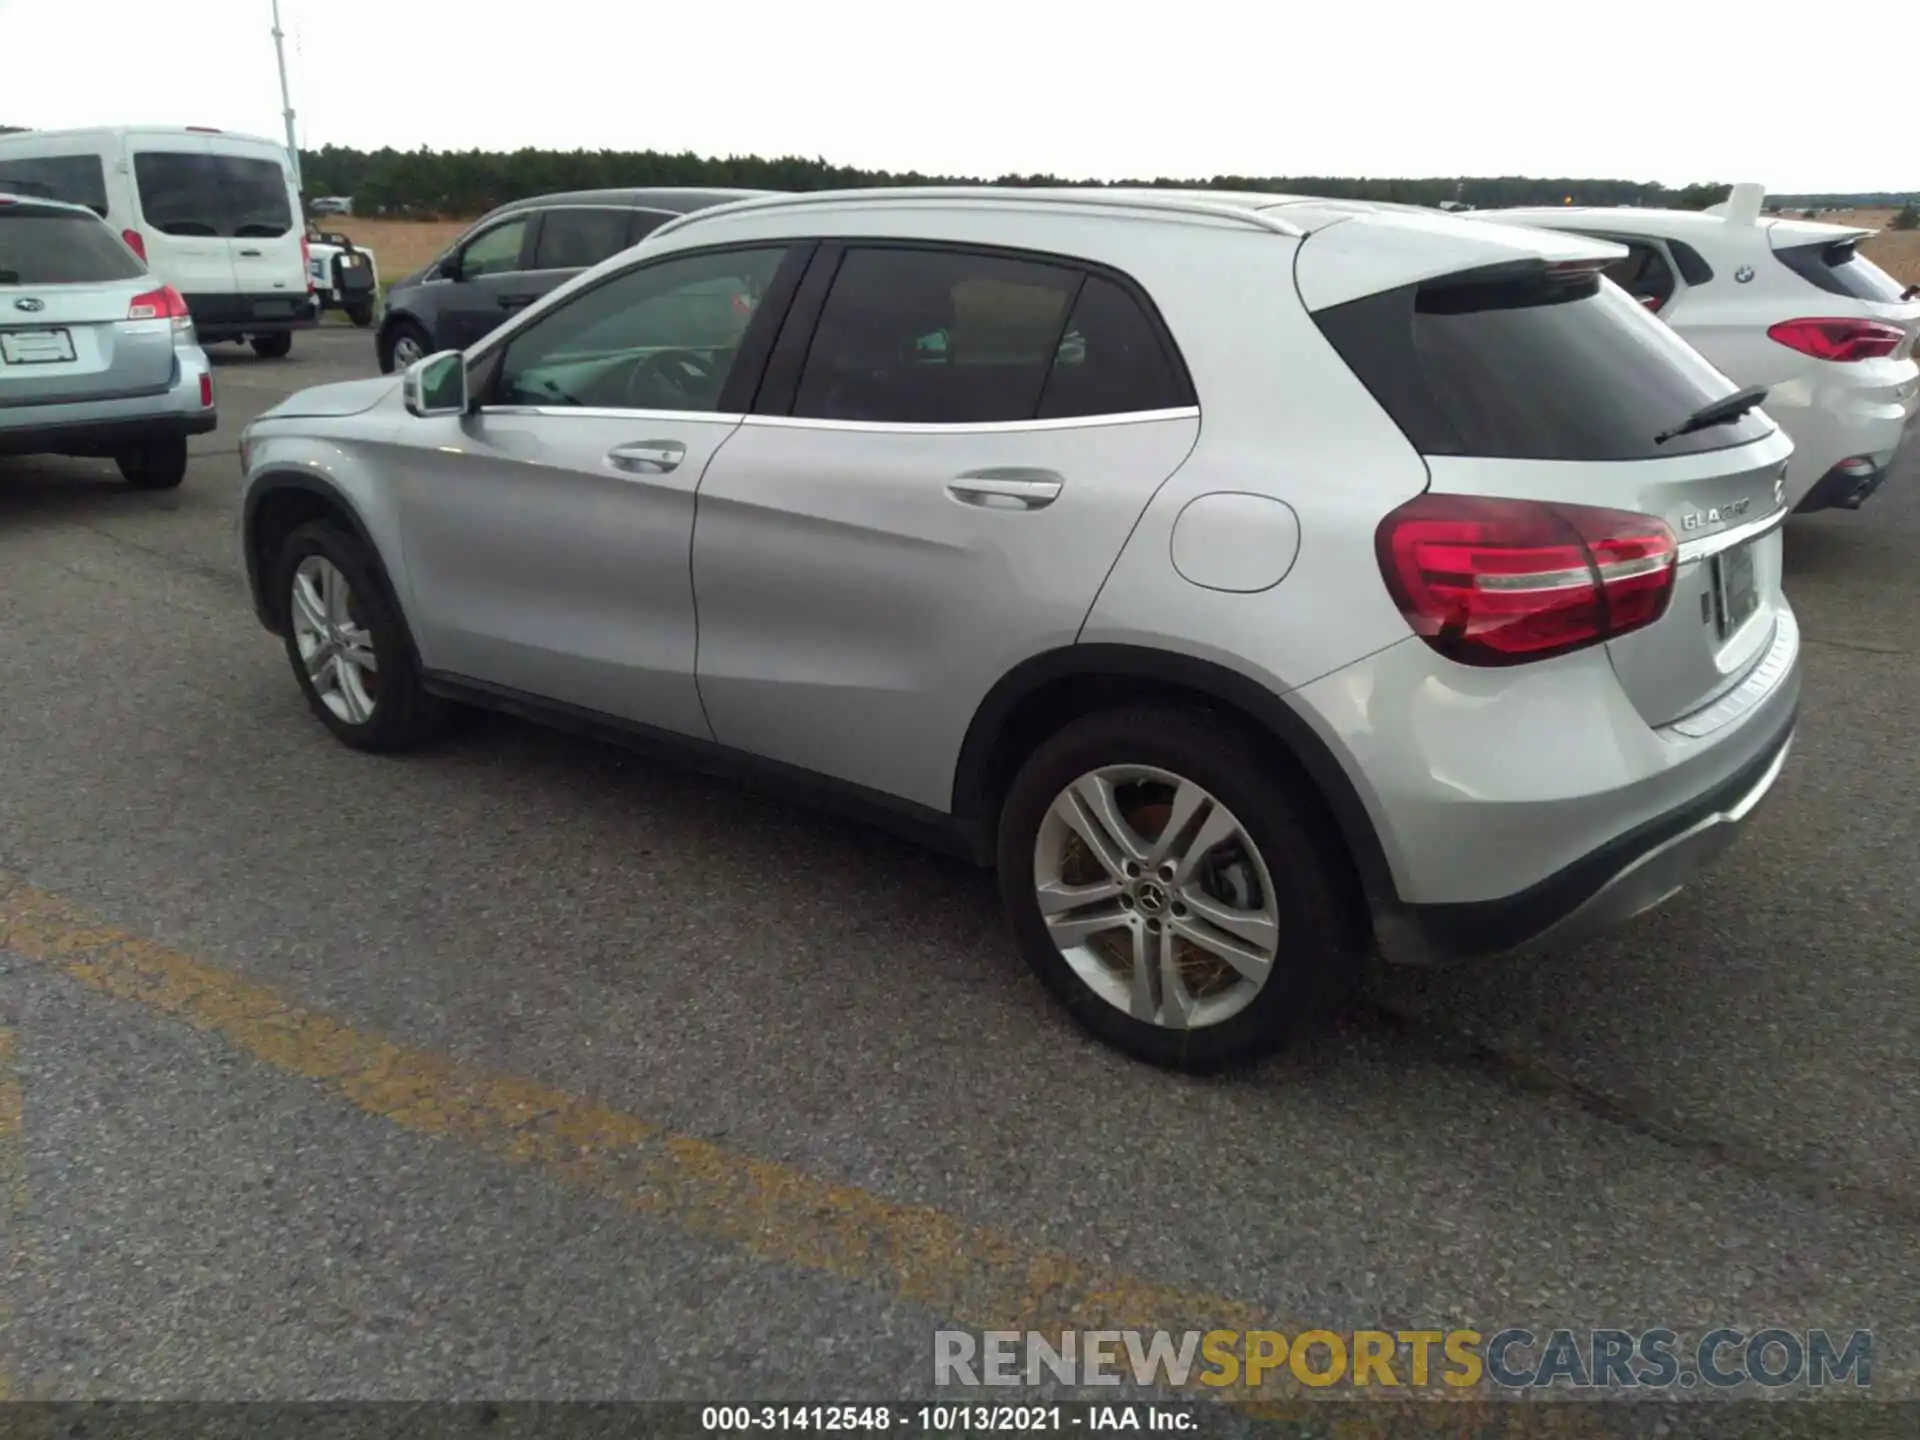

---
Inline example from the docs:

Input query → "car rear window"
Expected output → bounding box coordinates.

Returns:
[0,154,111,216]
[1313,262,1775,462]
[132,151,293,239]
[1773,238,1910,304]
[0,208,146,284]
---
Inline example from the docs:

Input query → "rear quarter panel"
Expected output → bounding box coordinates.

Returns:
[1079,224,1433,695]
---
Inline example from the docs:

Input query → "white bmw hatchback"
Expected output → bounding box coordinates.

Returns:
[1479,185,1920,514]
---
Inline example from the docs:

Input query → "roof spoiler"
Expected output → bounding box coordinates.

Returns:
[1704,183,1767,226]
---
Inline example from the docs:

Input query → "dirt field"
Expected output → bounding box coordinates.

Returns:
[325,218,469,279]
[1832,209,1920,286]
[333,208,1920,288]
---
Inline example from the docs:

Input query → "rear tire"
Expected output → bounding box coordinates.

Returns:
[250,332,293,359]
[273,520,454,753]
[996,705,1363,1072]
[346,301,375,328]
[115,438,188,490]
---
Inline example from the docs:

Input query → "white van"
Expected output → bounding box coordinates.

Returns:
[0,125,317,358]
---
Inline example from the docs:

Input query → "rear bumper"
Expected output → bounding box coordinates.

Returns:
[0,407,216,457]
[1290,596,1803,966]
[1378,701,1795,964]
[185,291,320,341]
[1793,400,1918,513]
[0,361,216,457]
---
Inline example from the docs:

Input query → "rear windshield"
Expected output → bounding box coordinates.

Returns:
[0,208,146,285]
[0,154,111,216]
[1773,238,1911,304]
[132,151,293,238]
[1313,264,1775,462]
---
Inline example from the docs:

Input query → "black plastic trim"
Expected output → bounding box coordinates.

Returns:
[1394,703,1797,963]
[421,672,978,862]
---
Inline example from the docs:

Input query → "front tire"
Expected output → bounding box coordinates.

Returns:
[380,319,431,375]
[273,520,453,752]
[996,705,1363,1072]
[115,438,188,490]
[250,332,293,359]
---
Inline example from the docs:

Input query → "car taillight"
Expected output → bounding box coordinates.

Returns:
[1376,494,1678,666]
[121,228,147,261]
[1766,318,1904,362]
[301,234,313,291]
[128,284,193,330]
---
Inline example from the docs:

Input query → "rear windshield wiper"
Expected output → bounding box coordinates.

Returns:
[1655,384,1769,445]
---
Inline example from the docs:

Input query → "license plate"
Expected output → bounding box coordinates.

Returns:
[252,300,293,319]
[1712,541,1760,639]
[1,328,76,364]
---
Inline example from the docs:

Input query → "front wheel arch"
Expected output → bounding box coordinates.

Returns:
[243,476,421,668]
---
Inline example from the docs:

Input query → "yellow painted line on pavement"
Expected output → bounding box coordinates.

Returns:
[4,874,1650,1432]
[0,873,1271,1339]
[0,1026,23,1400]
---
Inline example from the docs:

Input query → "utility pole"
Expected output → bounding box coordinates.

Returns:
[271,0,302,192]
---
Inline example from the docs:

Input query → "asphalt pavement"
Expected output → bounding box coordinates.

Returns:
[0,327,1915,1408]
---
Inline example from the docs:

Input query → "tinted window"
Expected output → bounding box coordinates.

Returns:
[132,152,292,238]
[1315,264,1774,462]
[628,212,671,245]
[1596,241,1676,311]
[793,247,1081,424]
[494,245,787,412]
[532,207,631,271]
[1039,274,1193,418]
[1668,240,1714,286]
[1774,239,1909,303]
[0,154,110,215]
[0,208,146,284]
[457,217,530,278]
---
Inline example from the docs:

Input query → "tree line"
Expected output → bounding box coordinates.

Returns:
[294,143,1745,219]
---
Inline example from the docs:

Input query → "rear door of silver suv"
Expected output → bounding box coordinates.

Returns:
[689,239,1200,811]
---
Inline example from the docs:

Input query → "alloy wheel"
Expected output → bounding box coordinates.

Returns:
[290,555,381,725]
[1033,765,1280,1030]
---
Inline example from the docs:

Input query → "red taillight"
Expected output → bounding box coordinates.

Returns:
[1766,318,1904,362]
[128,284,191,322]
[1376,494,1678,666]
[121,228,148,261]
[301,233,313,291]
[198,373,214,408]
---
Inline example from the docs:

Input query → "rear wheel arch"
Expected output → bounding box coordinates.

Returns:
[951,645,1395,913]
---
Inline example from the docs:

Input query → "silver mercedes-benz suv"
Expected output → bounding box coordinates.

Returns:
[237,188,1800,1071]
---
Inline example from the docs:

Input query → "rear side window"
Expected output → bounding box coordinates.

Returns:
[1315,263,1774,462]
[0,154,110,216]
[532,207,632,270]
[1597,241,1677,310]
[792,247,1190,425]
[1773,239,1909,303]
[133,151,293,238]
[1038,275,1193,419]
[0,208,145,284]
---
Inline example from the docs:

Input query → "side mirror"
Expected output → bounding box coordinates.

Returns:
[437,253,463,284]
[403,351,468,417]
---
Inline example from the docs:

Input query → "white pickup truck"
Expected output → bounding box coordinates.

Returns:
[304,224,379,327]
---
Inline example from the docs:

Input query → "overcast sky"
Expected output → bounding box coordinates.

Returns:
[0,0,1904,193]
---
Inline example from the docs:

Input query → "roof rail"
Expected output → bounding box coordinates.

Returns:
[648,186,1307,242]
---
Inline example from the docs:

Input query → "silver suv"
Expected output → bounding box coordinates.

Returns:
[1,192,216,487]
[237,188,1801,1070]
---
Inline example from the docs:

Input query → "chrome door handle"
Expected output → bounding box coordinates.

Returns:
[607,441,686,474]
[946,474,1063,510]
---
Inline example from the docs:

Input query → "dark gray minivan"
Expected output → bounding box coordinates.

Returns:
[374,188,771,373]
